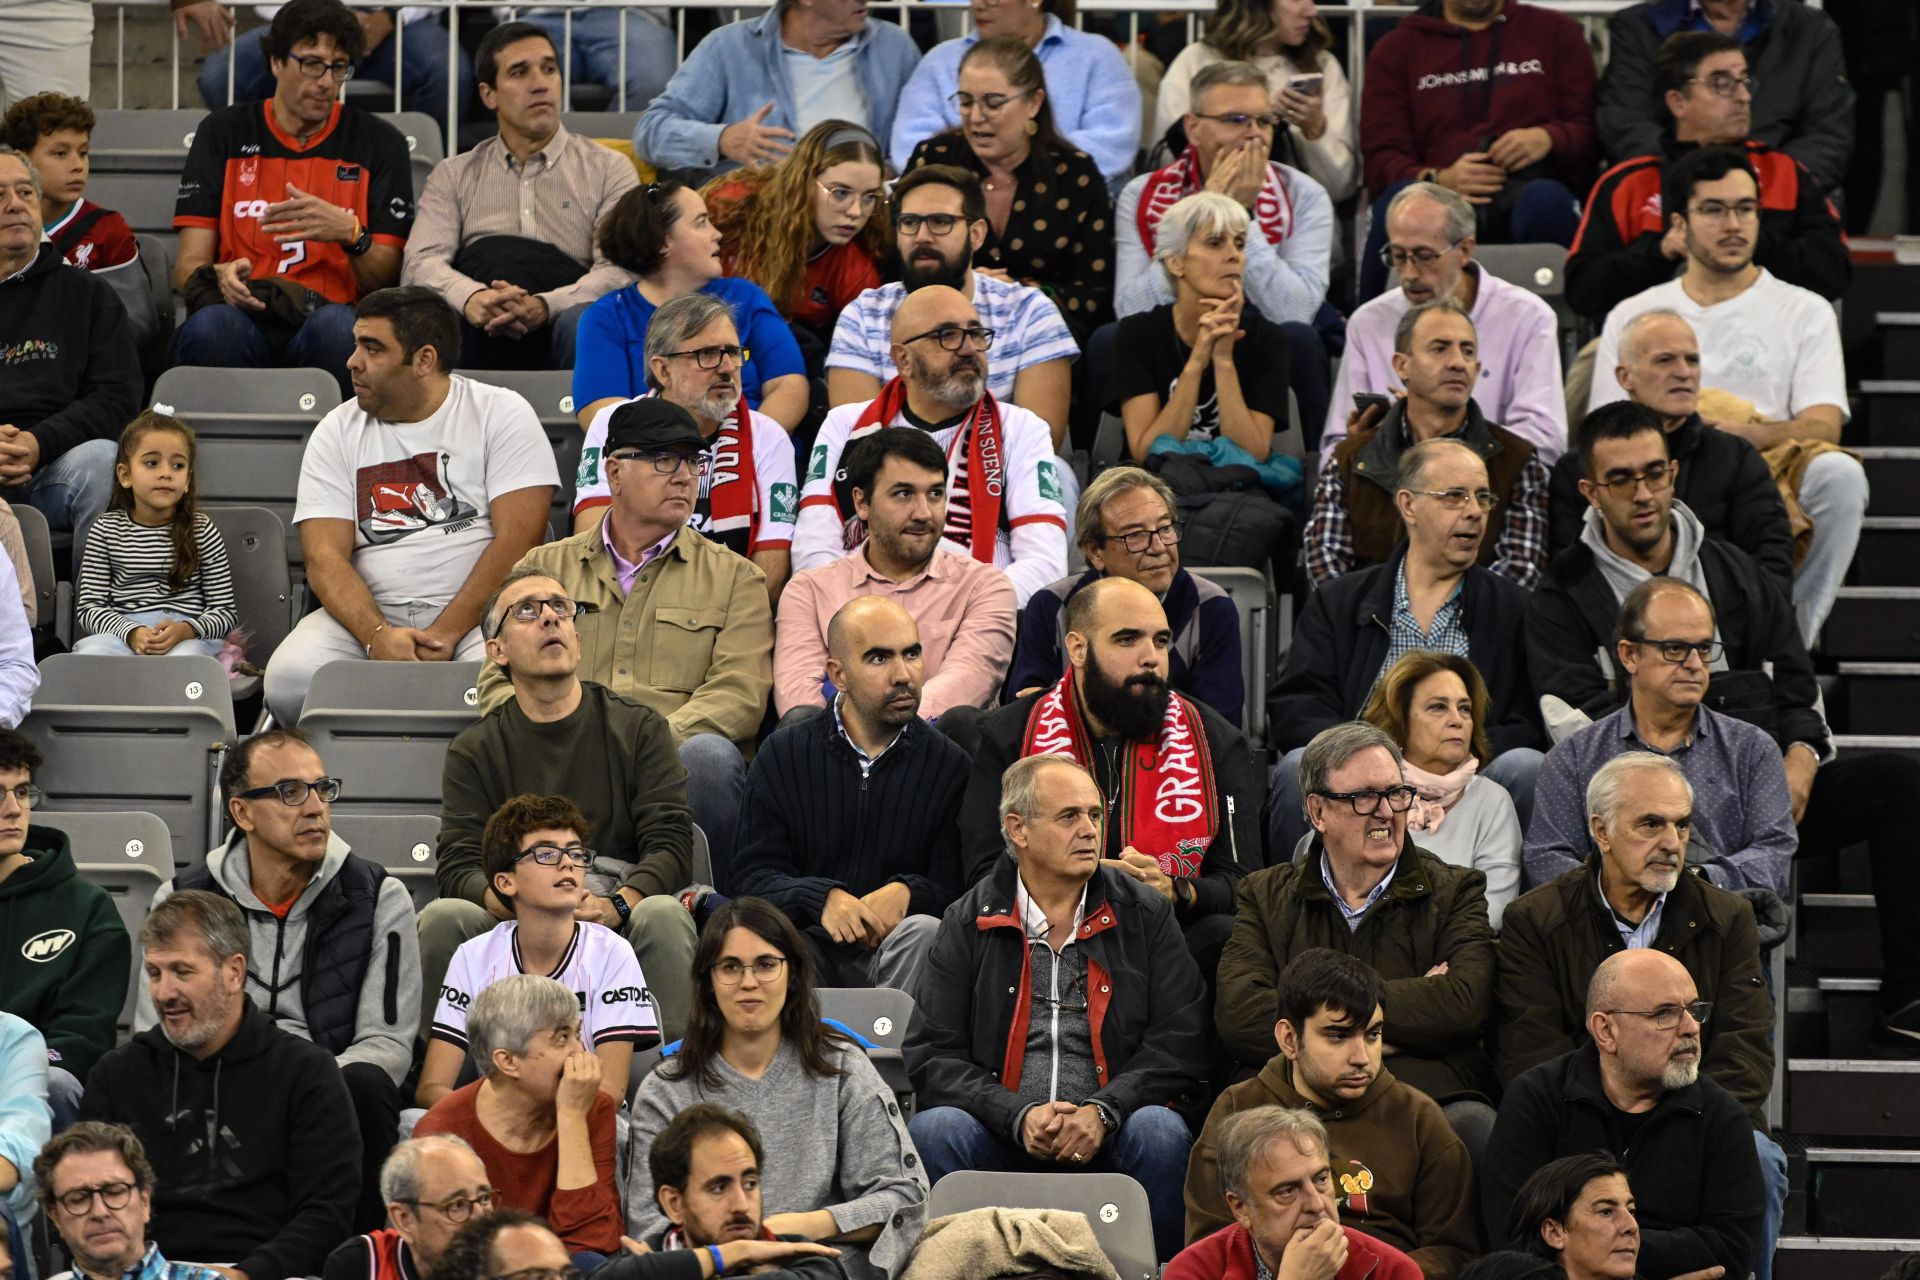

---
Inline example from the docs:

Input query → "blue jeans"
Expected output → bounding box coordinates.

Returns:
[680,733,746,884]
[908,1104,1193,1262]
[172,301,359,399]
[48,1065,83,1133]
[2,437,116,537]
[74,608,227,657]
[199,17,475,132]
[1360,177,1583,302]
[521,7,678,113]
[1755,1129,1786,1280]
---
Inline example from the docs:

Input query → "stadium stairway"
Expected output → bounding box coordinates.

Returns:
[1774,307,1920,1279]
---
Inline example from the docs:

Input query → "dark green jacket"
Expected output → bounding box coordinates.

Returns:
[0,825,131,1082]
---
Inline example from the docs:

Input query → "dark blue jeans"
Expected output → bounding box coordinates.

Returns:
[171,301,359,398]
[199,17,475,132]
[1359,176,1582,302]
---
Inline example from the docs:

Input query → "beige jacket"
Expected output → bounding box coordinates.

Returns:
[903,1208,1119,1280]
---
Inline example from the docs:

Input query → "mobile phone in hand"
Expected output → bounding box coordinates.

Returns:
[1288,73,1324,97]
[1353,392,1391,415]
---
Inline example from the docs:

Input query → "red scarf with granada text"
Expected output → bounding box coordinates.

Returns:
[699,393,760,554]
[1019,673,1218,878]
[842,377,1006,565]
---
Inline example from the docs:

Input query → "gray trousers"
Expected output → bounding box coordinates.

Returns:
[804,914,940,1002]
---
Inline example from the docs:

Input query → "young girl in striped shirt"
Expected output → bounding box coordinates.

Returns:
[74,410,238,657]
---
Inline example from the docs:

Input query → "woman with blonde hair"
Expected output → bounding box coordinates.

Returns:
[702,120,891,346]
[1361,649,1522,927]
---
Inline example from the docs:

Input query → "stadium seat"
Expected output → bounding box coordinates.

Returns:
[296,660,482,815]
[819,986,915,1116]
[87,109,206,238]
[12,502,64,642]
[1189,565,1274,747]
[204,505,298,690]
[376,110,445,199]
[39,809,174,879]
[327,811,439,911]
[461,369,582,532]
[72,860,168,1035]
[690,821,713,888]
[926,1170,1159,1280]
[153,366,342,572]
[1470,243,1582,365]
[24,654,237,860]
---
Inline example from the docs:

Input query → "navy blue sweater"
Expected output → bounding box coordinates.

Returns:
[729,709,969,926]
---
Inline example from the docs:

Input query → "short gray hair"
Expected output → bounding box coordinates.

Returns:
[644,293,737,391]
[1298,722,1403,803]
[1585,751,1693,832]
[468,974,579,1079]
[1617,308,1692,366]
[1385,181,1476,249]
[1393,297,1475,357]
[1189,59,1268,111]
[142,890,252,968]
[482,564,563,642]
[1216,1106,1328,1202]
[1396,437,1483,496]
[1152,192,1250,290]
[379,1134,481,1205]
[999,755,1092,861]
[1074,466,1178,555]
[0,146,42,208]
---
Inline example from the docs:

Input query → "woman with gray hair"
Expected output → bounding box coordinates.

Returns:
[414,974,621,1257]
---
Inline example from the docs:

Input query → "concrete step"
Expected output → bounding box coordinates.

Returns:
[1850,517,1920,585]
[1824,588,1920,659]
[1776,1235,1920,1280]
[1804,1146,1920,1239]
[1857,381,1920,445]
[1857,448,1920,518]
[1834,663,1920,734]
[1797,892,1883,971]
[1789,1059,1920,1136]
[1880,311,1920,372]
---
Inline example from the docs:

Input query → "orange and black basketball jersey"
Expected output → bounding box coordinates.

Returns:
[174,100,414,305]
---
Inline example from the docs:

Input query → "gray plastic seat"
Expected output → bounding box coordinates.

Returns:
[926,1170,1158,1280]
[461,370,581,531]
[819,986,916,1116]
[1189,565,1274,746]
[376,110,445,199]
[1471,243,1581,364]
[89,109,206,170]
[12,502,61,639]
[328,811,439,911]
[297,661,483,815]
[204,506,298,694]
[40,810,174,879]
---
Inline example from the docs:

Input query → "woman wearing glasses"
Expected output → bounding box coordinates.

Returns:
[627,899,926,1280]
[901,38,1114,338]
[573,181,809,433]
[1151,0,1357,202]
[700,121,891,351]
[1360,650,1522,928]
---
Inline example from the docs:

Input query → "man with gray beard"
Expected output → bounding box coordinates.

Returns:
[78,891,361,1280]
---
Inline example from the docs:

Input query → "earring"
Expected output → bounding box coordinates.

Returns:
[1025,119,1038,137]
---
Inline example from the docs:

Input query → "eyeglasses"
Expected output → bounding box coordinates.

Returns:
[0,783,42,807]
[663,344,749,370]
[502,596,585,626]
[1314,785,1419,816]
[1191,110,1282,131]
[949,89,1034,117]
[400,1188,497,1222]
[1098,521,1182,554]
[900,324,995,352]
[1632,637,1724,665]
[1378,241,1464,269]
[1689,199,1761,223]
[516,845,594,868]
[492,1268,581,1280]
[290,55,355,82]
[895,212,968,236]
[1406,487,1498,511]
[1605,1000,1713,1031]
[816,180,880,213]
[608,448,713,477]
[235,777,342,806]
[1595,463,1677,498]
[711,956,787,985]
[53,1181,138,1216]
[1688,72,1757,99]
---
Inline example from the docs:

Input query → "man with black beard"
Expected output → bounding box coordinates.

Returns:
[956,576,1263,964]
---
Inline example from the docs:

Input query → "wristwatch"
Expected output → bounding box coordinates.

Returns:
[344,216,373,257]
[607,892,632,925]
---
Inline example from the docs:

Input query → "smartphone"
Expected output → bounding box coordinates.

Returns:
[1287,73,1325,97]
[1353,392,1392,415]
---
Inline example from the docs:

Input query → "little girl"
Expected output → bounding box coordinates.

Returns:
[74,411,239,657]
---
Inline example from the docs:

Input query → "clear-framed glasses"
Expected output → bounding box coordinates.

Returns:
[1191,110,1282,131]
[235,777,342,807]
[609,448,713,478]
[1633,637,1724,665]
[948,89,1034,117]
[711,956,787,986]
[1689,199,1761,223]
[1098,521,1182,555]
[816,180,880,213]
[54,1181,138,1217]
[1315,785,1419,816]
[516,845,594,868]
[291,55,355,82]
[894,212,967,237]
[402,1188,498,1223]
[900,324,995,352]
[1406,487,1498,512]
[0,783,42,807]
[1689,72,1757,99]
[1378,241,1464,270]
[663,344,749,370]
[1596,462,1678,498]
[1605,1000,1713,1031]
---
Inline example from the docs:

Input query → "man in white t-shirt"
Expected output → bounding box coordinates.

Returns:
[1587,146,1864,645]
[264,287,560,725]
[573,293,796,604]
[798,285,1067,607]
[419,792,655,1109]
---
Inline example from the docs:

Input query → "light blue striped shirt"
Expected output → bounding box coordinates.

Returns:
[825,273,1080,399]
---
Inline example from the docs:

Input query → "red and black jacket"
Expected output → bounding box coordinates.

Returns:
[1565,135,1848,323]
[906,859,1209,1139]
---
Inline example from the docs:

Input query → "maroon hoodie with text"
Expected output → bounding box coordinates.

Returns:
[1360,0,1598,194]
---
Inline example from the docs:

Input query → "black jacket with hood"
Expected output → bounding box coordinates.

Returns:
[0,824,130,1083]
[79,997,361,1280]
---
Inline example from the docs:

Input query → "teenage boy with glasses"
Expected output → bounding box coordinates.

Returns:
[145,728,419,1235]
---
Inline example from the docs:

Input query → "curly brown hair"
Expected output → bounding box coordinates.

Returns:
[0,92,95,152]
[482,794,589,909]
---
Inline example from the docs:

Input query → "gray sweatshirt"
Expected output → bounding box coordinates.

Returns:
[626,1037,927,1278]
[138,831,421,1085]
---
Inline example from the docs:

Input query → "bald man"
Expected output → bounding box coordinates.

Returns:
[955,576,1263,965]
[732,595,971,992]
[774,426,1017,719]
[1483,943,1763,1280]
[794,284,1069,606]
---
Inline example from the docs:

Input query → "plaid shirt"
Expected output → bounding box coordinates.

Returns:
[122,1244,228,1280]
[1379,561,1470,681]
[1304,446,1552,589]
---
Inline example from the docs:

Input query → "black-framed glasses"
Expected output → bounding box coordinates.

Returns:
[711,956,786,986]
[608,448,713,477]
[1632,637,1724,665]
[1688,72,1757,98]
[492,1268,581,1280]
[290,55,355,82]
[1314,785,1418,816]
[1378,240,1464,270]
[1595,462,1678,498]
[1406,487,1498,512]
[895,212,968,236]
[1605,1000,1712,1031]
[53,1181,138,1216]
[0,783,42,807]
[900,324,995,352]
[1689,199,1761,223]
[1191,110,1282,130]
[949,89,1035,116]
[816,180,881,213]
[235,777,341,806]
[400,1188,498,1222]
[663,344,748,370]
[1098,521,1182,554]
[517,845,594,868]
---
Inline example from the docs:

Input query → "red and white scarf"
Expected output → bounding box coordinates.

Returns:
[1020,673,1218,878]
[1136,145,1295,258]
[839,377,1007,565]
[699,393,760,555]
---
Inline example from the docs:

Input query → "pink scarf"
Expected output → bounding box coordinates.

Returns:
[1403,757,1480,834]
[1136,145,1295,257]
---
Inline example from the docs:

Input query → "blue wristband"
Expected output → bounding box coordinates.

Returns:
[707,1244,725,1275]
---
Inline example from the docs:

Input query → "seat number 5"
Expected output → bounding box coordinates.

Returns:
[278,239,307,272]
